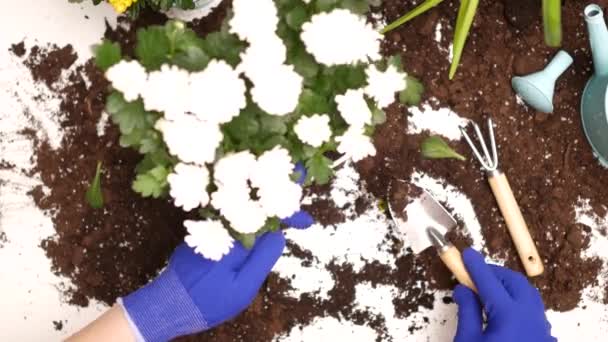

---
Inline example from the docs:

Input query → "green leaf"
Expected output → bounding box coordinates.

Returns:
[106,91,127,114]
[224,110,260,143]
[315,0,340,12]
[239,233,257,249]
[382,0,444,34]
[399,76,424,106]
[132,165,170,198]
[341,0,370,14]
[421,136,466,161]
[371,107,387,125]
[286,5,310,30]
[174,0,195,10]
[306,153,334,185]
[297,89,331,115]
[449,0,479,79]
[387,55,404,72]
[290,47,319,79]
[259,114,288,136]
[172,45,210,71]
[135,26,171,70]
[86,161,104,209]
[93,40,121,71]
[136,149,174,174]
[202,31,245,66]
[107,94,149,138]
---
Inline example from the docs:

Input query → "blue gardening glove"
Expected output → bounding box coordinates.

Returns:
[120,232,286,342]
[282,162,313,230]
[453,248,556,342]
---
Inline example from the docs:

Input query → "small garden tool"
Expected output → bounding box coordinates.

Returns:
[512,50,573,113]
[388,181,477,292]
[460,118,544,277]
[581,4,608,167]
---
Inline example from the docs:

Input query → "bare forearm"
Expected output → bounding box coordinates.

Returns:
[67,305,135,342]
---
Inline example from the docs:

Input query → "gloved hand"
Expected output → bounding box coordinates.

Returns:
[282,162,314,229]
[453,248,556,342]
[120,232,286,342]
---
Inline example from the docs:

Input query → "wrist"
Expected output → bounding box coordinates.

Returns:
[121,268,209,341]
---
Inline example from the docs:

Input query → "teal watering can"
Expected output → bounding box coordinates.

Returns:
[582,4,608,166]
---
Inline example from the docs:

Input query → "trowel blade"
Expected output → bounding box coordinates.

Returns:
[394,186,458,254]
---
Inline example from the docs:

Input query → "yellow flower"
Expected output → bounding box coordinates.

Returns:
[109,0,137,13]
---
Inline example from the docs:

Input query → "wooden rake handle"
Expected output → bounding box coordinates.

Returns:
[439,246,478,293]
[488,172,544,277]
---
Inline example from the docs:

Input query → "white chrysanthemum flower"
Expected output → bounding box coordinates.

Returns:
[211,187,268,234]
[106,60,148,102]
[230,0,279,43]
[213,151,257,188]
[184,220,234,261]
[142,65,191,121]
[259,181,302,218]
[189,60,247,124]
[294,114,332,147]
[365,65,407,108]
[301,9,382,66]
[250,64,303,116]
[156,116,222,166]
[238,35,287,81]
[336,126,376,162]
[250,147,294,188]
[336,89,372,128]
[167,163,210,211]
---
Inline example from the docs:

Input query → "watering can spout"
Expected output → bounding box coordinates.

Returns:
[585,4,608,77]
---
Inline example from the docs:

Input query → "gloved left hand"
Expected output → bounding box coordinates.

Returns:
[120,232,286,342]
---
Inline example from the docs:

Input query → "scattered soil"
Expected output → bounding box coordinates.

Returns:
[365,0,608,312]
[29,51,189,306]
[53,320,64,331]
[10,42,26,57]
[24,45,78,88]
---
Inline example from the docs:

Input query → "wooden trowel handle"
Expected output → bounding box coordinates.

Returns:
[439,246,477,293]
[488,172,544,277]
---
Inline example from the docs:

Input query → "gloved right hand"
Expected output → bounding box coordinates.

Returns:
[453,248,557,342]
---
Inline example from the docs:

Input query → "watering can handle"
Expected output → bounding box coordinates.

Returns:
[488,172,545,277]
[439,245,478,293]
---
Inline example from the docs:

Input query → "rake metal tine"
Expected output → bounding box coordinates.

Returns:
[472,121,493,167]
[487,118,499,168]
[460,126,491,170]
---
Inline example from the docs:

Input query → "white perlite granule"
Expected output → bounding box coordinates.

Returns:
[407,102,470,140]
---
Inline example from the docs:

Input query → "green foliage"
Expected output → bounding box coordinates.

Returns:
[400,76,425,106]
[421,136,466,161]
[86,161,104,209]
[93,40,121,71]
[133,165,170,198]
[305,153,334,185]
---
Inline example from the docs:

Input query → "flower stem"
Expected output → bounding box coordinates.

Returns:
[543,0,562,47]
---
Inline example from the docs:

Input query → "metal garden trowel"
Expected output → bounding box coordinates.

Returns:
[388,181,477,292]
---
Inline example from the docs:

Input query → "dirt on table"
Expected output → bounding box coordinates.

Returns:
[12,0,608,340]
[362,0,608,312]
